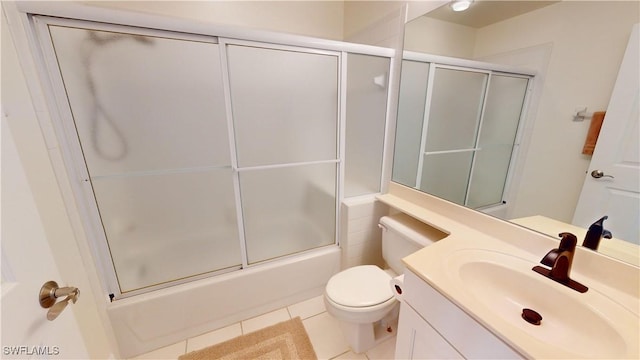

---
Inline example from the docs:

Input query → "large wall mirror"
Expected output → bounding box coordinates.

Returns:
[392,0,639,265]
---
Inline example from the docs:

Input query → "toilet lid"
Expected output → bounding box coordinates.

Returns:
[326,265,393,308]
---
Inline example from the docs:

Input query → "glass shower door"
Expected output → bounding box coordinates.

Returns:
[48,25,241,293]
[467,75,529,208]
[393,60,430,187]
[420,67,488,205]
[393,60,530,209]
[226,43,339,264]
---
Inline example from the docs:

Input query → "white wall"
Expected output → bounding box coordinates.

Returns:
[404,16,476,58]
[343,1,404,47]
[474,1,639,222]
[341,1,446,48]
[82,0,344,40]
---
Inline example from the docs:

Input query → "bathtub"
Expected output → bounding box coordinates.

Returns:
[107,246,340,358]
[112,213,335,293]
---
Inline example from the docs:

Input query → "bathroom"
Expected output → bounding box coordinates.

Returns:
[2,1,638,359]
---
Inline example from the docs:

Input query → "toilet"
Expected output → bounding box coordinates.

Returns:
[324,213,443,353]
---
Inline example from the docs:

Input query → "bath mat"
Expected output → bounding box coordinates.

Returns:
[179,317,317,360]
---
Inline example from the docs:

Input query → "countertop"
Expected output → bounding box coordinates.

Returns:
[377,183,640,359]
[511,215,639,267]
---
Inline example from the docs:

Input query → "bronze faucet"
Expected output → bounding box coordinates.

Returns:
[582,216,613,251]
[532,232,588,293]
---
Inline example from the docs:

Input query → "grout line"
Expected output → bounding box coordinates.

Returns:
[329,350,350,359]
[304,310,328,322]
[183,340,188,355]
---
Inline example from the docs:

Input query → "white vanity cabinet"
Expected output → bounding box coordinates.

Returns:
[395,271,524,359]
[396,301,463,359]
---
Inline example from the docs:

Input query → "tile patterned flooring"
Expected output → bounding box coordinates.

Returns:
[131,295,396,360]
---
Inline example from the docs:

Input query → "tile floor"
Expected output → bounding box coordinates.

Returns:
[131,295,396,360]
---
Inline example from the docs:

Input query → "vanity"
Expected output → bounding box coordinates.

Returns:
[378,183,640,359]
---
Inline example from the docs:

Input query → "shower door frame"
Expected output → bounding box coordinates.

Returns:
[27,13,394,300]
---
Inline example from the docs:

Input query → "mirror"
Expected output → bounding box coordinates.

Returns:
[393,0,639,265]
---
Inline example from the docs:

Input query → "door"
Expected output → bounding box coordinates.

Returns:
[395,303,463,359]
[39,19,243,295]
[1,120,88,359]
[1,11,88,358]
[573,24,639,245]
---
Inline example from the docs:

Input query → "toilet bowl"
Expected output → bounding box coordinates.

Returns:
[324,265,399,353]
[324,213,444,353]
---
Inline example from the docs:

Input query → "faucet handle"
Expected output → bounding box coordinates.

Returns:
[558,232,577,251]
[540,250,559,267]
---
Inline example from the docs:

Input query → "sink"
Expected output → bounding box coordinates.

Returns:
[445,249,640,358]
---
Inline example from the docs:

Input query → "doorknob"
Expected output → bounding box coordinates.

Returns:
[39,281,79,321]
[591,170,615,179]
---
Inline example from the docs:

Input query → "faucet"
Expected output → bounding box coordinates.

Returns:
[532,232,588,293]
[582,216,613,251]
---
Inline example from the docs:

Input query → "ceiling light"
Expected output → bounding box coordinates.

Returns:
[450,0,473,12]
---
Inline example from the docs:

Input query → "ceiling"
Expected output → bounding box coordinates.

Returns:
[425,0,560,28]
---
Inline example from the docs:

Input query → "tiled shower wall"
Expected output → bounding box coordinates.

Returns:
[340,196,390,269]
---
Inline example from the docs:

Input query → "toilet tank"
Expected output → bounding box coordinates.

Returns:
[379,213,448,274]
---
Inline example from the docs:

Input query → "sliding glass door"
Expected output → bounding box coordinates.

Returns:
[225,43,339,264]
[40,19,345,295]
[467,75,530,208]
[36,12,394,296]
[419,67,488,205]
[48,25,241,293]
[394,60,531,209]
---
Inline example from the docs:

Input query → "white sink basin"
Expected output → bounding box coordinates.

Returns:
[446,249,640,359]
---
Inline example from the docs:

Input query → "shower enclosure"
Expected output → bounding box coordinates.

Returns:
[393,51,533,210]
[34,16,391,299]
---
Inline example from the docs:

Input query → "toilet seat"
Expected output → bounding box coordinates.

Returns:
[325,265,393,308]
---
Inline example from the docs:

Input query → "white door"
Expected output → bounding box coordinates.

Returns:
[1,10,88,358]
[395,303,463,359]
[1,119,88,359]
[573,24,639,245]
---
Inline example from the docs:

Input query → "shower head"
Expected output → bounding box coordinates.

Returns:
[87,31,154,46]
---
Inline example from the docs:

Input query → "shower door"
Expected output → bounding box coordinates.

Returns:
[36,17,343,296]
[419,66,489,205]
[394,59,531,209]
[466,75,530,208]
[224,42,339,265]
[44,22,242,294]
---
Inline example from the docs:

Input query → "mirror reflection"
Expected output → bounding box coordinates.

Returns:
[393,53,532,209]
[393,1,639,265]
